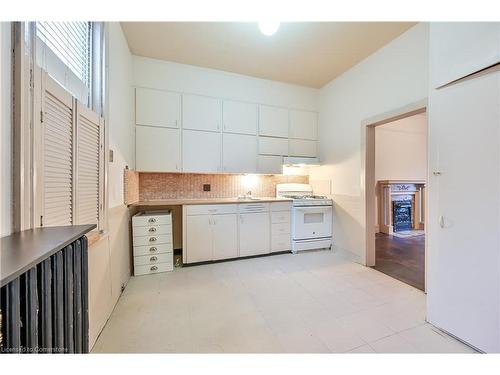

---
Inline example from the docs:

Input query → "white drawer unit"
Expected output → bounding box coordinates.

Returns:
[133,211,173,276]
[271,211,291,224]
[270,202,291,253]
[272,234,292,252]
[238,202,270,213]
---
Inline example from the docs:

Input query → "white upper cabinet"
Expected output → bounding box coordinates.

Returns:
[182,130,221,173]
[222,100,258,135]
[259,105,289,138]
[289,110,318,140]
[136,126,181,172]
[430,22,500,88]
[136,88,181,128]
[182,94,221,132]
[259,136,288,156]
[257,155,283,174]
[289,139,317,157]
[223,133,257,173]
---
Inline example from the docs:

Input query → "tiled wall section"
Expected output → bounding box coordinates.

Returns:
[124,169,139,204]
[137,173,308,201]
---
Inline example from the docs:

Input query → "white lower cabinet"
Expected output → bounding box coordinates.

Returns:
[212,214,238,260]
[239,212,270,257]
[270,202,292,252]
[185,215,213,263]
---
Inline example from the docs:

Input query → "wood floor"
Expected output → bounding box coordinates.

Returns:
[373,233,425,291]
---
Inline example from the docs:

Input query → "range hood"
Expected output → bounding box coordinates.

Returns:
[283,157,321,167]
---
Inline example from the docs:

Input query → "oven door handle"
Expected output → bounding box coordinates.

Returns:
[294,207,332,214]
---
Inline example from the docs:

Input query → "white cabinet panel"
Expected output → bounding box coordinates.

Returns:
[257,155,282,174]
[259,105,289,138]
[183,130,221,172]
[135,88,181,128]
[427,71,500,353]
[136,126,181,172]
[289,110,318,140]
[212,214,238,260]
[259,136,288,156]
[183,94,221,132]
[223,100,258,135]
[239,212,270,257]
[430,22,500,88]
[289,139,317,157]
[186,215,213,263]
[223,133,257,173]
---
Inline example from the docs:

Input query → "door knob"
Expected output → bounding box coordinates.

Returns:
[433,171,442,176]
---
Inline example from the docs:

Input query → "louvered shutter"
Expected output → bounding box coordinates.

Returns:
[40,74,76,226]
[76,102,102,226]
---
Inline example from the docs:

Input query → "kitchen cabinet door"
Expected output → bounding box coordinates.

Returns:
[136,125,181,172]
[183,130,221,172]
[430,22,500,88]
[289,139,317,157]
[257,155,283,174]
[186,215,213,263]
[427,70,500,353]
[212,214,238,260]
[183,94,221,132]
[289,110,318,140]
[258,136,288,156]
[222,133,257,173]
[259,105,289,138]
[135,88,181,128]
[239,212,270,257]
[222,100,258,135]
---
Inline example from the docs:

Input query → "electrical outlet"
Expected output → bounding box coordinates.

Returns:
[203,184,211,192]
[109,149,114,163]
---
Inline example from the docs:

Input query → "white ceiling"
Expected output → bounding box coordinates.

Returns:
[121,22,416,88]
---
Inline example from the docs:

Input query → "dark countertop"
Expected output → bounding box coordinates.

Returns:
[1,225,96,287]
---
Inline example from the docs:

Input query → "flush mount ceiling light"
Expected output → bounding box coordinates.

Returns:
[258,21,280,36]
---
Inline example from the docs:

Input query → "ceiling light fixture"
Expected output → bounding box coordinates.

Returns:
[258,22,280,36]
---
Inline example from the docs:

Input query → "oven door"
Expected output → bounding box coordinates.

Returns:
[293,205,333,240]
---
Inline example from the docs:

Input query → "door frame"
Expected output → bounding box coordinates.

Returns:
[360,99,428,289]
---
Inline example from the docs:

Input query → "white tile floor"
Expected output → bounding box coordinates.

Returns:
[92,250,476,353]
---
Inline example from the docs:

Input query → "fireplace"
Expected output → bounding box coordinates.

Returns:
[393,200,413,232]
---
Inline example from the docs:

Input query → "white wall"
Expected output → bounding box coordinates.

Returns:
[309,23,429,262]
[0,22,12,237]
[133,56,319,111]
[375,113,427,182]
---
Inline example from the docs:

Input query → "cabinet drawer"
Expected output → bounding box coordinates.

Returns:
[289,139,317,157]
[133,234,172,247]
[134,253,173,267]
[133,243,173,257]
[272,222,290,235]
[186,204,238,216]
[239,203,270,213]
[272,234,291,252]
[259,136,289,156]
[133,212,172,227]
[271,202,292,212]
[271,211,291,224]
[134,261,173,276]
[133,224,172,237]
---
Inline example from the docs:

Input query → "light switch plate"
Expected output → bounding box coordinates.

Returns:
[109,149,114,163]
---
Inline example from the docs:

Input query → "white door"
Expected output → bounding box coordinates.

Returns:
[258,136,289,156]
[223,133,257,173]
[182,130,221,172]
[289,110,318,140]
[183,94,221,132]
[259,105,289,138]
[136,126,181,172]
[427,71,500,353]
[257,155,282,174]
[186,215,213,263]
[239,213,270,256]
[135,88,181,128]
[222,100,258,135]
[289,139,317,157]
[212,214,238,260]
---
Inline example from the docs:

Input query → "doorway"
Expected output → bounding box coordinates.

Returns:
[363,101,428,291]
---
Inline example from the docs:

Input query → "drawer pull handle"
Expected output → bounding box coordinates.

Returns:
[148,218,157,223]
[150,256,158,262]
[149,247,157,252]
[150,266,158,271]
[149,237,157,242]
[149,227,157,233]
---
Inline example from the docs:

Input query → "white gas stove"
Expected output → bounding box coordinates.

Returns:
[277,183,333,253]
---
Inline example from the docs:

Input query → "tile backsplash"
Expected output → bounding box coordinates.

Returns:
[124,170,308,203]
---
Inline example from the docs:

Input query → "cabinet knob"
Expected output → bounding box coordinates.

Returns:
[149,227,157,233]
[148,218,157,223]
[150,266,158,271]
[149,237,157,242]
[150,256,158,262]
[149,247,157,252]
